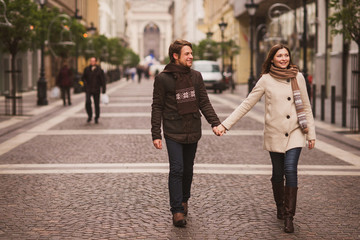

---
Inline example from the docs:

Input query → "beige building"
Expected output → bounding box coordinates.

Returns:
[0,0,100,96]
[202,0,359,129]
[203,0,246,84]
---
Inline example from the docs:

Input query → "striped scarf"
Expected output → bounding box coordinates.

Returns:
[269,65,309,134]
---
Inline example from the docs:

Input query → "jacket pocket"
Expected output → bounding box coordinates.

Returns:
[163,112,183,134]
[189,112,202,133]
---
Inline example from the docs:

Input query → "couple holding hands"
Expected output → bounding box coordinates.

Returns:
[151,40,315,233]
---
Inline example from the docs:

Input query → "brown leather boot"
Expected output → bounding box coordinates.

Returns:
[284,186,298,233]
[182,202,188,216]
[172,212,186,227]
[271,180,285,220]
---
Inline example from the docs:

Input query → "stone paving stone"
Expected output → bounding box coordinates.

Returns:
[80,106,152,113]
[49,115,262,131]
[197,135,349,165]
[0,135,167,164]
[51,117,152,130]
[0,134,345,165]
[0,173,359,239]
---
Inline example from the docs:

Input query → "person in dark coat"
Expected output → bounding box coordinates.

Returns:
[82,57,106,124]
[56,62,73,106]
[151,40,221,227]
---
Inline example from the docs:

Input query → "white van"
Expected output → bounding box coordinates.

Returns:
[192,60,226,93]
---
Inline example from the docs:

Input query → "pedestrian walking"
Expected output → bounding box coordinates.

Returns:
[216,44,316,233]
[136,65,143,83]
[56,61,73,106]
[82,57,106,124]
[151,40,221,227]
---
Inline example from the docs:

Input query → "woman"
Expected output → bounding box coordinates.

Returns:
[217,44,316,233]
[56,61,73,106]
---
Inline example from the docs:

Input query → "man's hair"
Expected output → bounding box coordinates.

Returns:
[168,40,192,63]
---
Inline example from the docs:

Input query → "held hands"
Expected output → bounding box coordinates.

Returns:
[213,124,227,136]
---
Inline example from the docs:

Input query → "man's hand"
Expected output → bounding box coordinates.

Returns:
[153,139,162,149]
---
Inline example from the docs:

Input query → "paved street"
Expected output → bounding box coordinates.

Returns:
[0,78,360,239]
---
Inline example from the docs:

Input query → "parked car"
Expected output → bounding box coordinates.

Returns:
[192,60,226,93]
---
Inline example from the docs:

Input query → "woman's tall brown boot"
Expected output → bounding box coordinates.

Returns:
[284,186,298,233]
[271,180,285,220]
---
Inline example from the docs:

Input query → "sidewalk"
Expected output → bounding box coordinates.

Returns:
[0,80,123,139]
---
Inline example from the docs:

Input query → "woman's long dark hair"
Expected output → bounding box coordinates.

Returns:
[261,44,293,75]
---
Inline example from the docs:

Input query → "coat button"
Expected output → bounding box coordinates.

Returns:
[287,79,290,83]
[287,97,291,101]
[287,115,290,119]
[285,133,289,137]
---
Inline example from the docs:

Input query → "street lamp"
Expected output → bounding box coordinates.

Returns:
[302,0,311,99]
[206,29,213,39]
[0,0,12,27]
[37,0,48,105]
[73,0,83,93]
[218,18,227,75]
[245,0,258,93]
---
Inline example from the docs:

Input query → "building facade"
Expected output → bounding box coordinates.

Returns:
[0,0,99,95]
[125,0,172,62]
[203,0,358,128]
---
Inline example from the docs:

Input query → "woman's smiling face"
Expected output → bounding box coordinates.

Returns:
[272,48,290,69]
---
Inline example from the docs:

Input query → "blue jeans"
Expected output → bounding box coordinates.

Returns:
[269,148,302,187]
[165,138,198,214]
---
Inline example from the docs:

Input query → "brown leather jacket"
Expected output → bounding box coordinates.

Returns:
[151,69,220,144]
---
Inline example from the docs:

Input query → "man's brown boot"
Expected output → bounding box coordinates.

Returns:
[172,213,186,227]
[182,202,188,216]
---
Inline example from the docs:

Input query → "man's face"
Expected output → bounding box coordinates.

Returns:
[90,57,97,66]
[174,46,193,68]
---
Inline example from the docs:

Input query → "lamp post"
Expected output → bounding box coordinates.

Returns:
[73,0,83,93]
[302,0,311,99]
[218,18,227,75]
[204,30,213,60]
[245,0,258,94]
[37,0,48,105]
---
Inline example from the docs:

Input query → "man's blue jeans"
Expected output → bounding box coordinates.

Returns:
[165,138,198,214]
[269,147,302,187]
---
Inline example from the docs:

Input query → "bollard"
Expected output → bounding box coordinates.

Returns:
[331,86,336,124]
[321,85,325,121]
[312,84,316,118]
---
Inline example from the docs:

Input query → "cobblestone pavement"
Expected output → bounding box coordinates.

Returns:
[0,79,359,239]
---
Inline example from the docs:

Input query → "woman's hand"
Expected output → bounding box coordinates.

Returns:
[308,140,315,150]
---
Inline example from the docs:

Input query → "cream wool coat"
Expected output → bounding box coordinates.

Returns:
[222,72,316,153]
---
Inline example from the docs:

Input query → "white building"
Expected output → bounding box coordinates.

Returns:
[173,0,205,44]
[125,0,173,62]
[98,0,127,38]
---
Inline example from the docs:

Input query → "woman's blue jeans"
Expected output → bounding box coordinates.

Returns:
[269,147,302,187]
[165,138,198,214]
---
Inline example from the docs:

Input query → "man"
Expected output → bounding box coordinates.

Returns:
[151,40,220,227]
[82,57,106,124]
